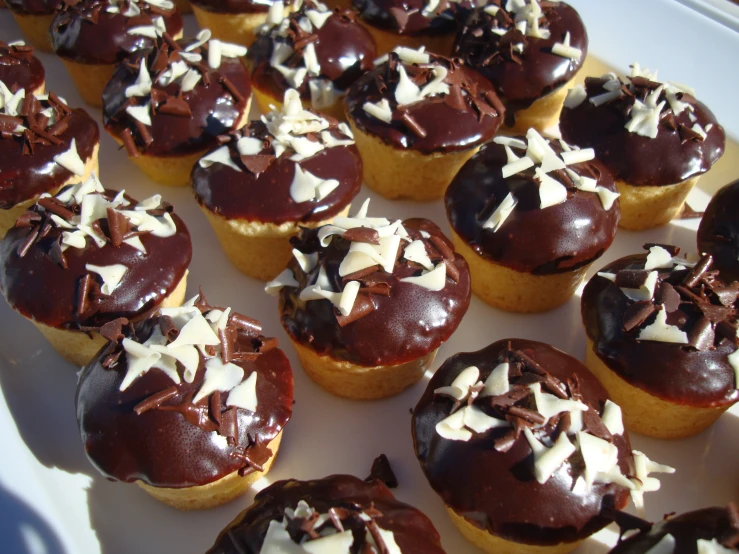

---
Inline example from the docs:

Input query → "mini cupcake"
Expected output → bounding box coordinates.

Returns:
[453,0,587,134]
[248,0,376,121]
[0,40,45,94]
[345,46,504,201]
[608,505,739,554]
[352,0,464,56]
[268,200,471,399]
[560,65,725,230]
[5,0,63,52]
[412,338,674,554]
[76,292,293,510]
[0,175,192,366]
[581,245,739,439]
[446,130,620,313]
[50,0,184,107]
[189,0,287,47]
[102,30,251,187]
[192,89,362,281]
[698,179,739,283]
[0,83,99,235]
[206,474,447,553]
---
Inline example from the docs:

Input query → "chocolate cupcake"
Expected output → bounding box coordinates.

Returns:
[248,0,376,121]
[77,292,293,509]
[608,505,739,554]
[206,474,447,553]
[102,29,252,187]
[0,84,100,235]
[352,0,465,56]
[345,46,504,201]
[268,200,471,399]
[192,89,362,281]
[189,0,287,47]
[0,40,45,95]
[446,130,620,312]
[412,338,674,554]
[698,179,739,283]
[560,65,725,230]
[50,0,184,107]
[454,0,587,134]
[0,175,192,366]
[581,245,739,438]
[6,0,63,52]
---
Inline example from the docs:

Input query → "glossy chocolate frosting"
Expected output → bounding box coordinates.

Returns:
[0,41,45,93]
[0,185,192,330]
[0,91,99,210]
[352,0,463,36]
[445,137,619,275]
[279,218,471,366]
[345,52,504,154]
[6,0,62,15]
[698,179,739,283]
[102,34,251,157]
[192,121,362,224]
[453,1,587,125]
[412,338,634,546]
[206,475,446,553]
[248,5,376,102]
[609,506,739,554]
[188,0,275,14]
[50,0,184,65]
[77,296,293,487]
[560,75,725,186]
[581,251,739,407]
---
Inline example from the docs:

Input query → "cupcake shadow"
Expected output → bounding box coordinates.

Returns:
[0,484,66,554]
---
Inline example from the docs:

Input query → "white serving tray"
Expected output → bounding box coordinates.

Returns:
[0,1,737,552]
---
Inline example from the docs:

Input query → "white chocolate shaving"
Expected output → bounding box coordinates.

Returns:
[399,263,446,291]
[125,59,152,97]
[52,138,85,176]
[620,271,659,302]
[193,357,244,403]
[290,165,339,203]
[403,240,434,271]
[265,269,299,296]
[482,192,517,232]
[644,246,675,270]
[480,363,510,397]
[600,400,624,435]
[638,307,689,344]
[536,170,568,209]
[85,264,128,295]
[226,372,258,412]
[551,31,582,61]
[524,428,576,484]
[529,382,588,420]
[630,450,675,511]
[198,145,241,171]
[126,102,152,126]
[434,365,479,401]
[697,539,736,554]
[564,84,587,108]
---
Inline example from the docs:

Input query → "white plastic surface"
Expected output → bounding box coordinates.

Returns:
[1,1,738,553]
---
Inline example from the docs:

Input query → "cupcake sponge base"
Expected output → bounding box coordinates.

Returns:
[614,176,699,231]
[499,83,572,136]
[10,12,55,53]
[447,507,583,554]
[449,229,588,313]
[347,118,480,201]
[252,84,346,121]
[584,337,729,439]
[200,205,350,282]
[136,432,283,510]
[290,338,436,400]
[191,5,278,47]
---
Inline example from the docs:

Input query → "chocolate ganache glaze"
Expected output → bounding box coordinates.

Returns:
[0,87,99,210]
[192,91,362,224]
[0,40,45,93]
[608,506,739,554]
[581,247,739,407]
[50,0,184,65]
[0,177,192,330]
[248,2,376,107]
[6,0,62,15]
[345,47,504,153]
[206,475,446,554]
[275,205,471,366]
[698,179,739,283]
[352,0,463,36]
[77,293,293,487]
[560,67,725,186]
[412,339,671,546]
[102,31,251,157]
[453,0,587,126]
[189,0,276,14]
[446,132,620,275]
